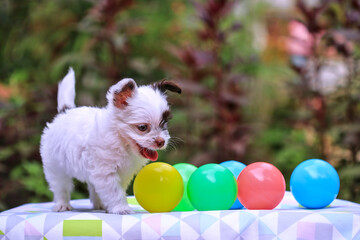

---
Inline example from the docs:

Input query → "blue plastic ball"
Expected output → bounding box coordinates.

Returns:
[220,160,246,209]
[290,159,340,209]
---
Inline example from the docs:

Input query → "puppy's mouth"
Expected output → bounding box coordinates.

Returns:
[136,143,158,161]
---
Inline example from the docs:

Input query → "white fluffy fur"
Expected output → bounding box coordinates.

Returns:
[57,68,76,112]
[40,69,174,214]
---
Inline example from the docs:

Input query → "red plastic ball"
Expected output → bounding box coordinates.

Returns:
[237,162,285,210]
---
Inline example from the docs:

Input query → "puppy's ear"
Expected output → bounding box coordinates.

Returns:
[107,78,138,109]
[153,80,182,94]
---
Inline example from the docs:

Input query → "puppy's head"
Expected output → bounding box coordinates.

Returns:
[106,78,181,161]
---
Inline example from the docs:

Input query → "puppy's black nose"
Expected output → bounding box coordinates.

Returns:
[155,137,165,148]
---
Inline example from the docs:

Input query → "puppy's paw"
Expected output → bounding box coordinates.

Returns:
[108,205,135,215]
[93,202,105,211]
[53,202,73,212]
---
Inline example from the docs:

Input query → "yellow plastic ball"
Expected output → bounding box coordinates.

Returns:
[133,162,184,213]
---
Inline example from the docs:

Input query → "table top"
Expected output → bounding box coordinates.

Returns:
[1,192,360,240]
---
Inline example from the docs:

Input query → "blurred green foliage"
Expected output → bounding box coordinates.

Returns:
[1,0,360,211]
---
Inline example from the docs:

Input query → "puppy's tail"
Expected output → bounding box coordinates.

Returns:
[57,67,76,113]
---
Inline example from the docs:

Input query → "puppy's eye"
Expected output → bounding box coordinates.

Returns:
[137,124,149,132]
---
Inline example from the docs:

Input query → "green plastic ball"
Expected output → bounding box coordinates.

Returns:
[172,163,198,211]
[187,163,237,211]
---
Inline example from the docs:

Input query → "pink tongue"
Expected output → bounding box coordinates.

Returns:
[142,148,158,161]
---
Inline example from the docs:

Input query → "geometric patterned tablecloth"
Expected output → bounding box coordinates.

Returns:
[1,192,360,240]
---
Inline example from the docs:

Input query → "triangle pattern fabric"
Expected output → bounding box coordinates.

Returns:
[5,216,24,233]
[44,220,63,240]
[353,214,360,239]
[97,213,122,236]
[122,221,142,240]
[220,220,240,239]
[225,211,258,233]
[0,216,6,236]
[297,221,315,239]
[25,221,42,237]
[160,214,181,234]
[314,222,334,239]
[201,217,220,239]
[25,213,43,220]
[200,213,219,233]
[322,213,352,239]
[44,213,72,234]
[1,193,360,239]
[240,219,259,239]
[259,211,278,235]
[163,221,180,238]
[180,211,198,220]
[332,225,348,240]
[102,220,121,240]
[259,210,275,217]
[182,213,200,234]
[168,211,182,219]
[121,215,140,234]
[220,211,241,233]
[258,219,277,239]
[67,212,101,220]
[300,213,332,224]
[180,217,200,240]
[25,214,46,236]
[0,229,4,240]
[5,219,25,240]
[353,230,360,240]
[142,214,162,236]
[220,210,234,218]
[278,211,309,233]
[140,218,161,239]
[277,220,299,240]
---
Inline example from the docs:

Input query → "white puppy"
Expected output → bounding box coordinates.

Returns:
[40,68,181,214]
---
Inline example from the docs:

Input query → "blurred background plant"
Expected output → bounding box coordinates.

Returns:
[1,0,360,211]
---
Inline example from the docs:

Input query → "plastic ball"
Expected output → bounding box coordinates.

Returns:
[133,162,184,213]
[187,163,237,211]
[290,159,340,209]
[172,163,198,211]
[220,160,246,209]
[237,162,285,210]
